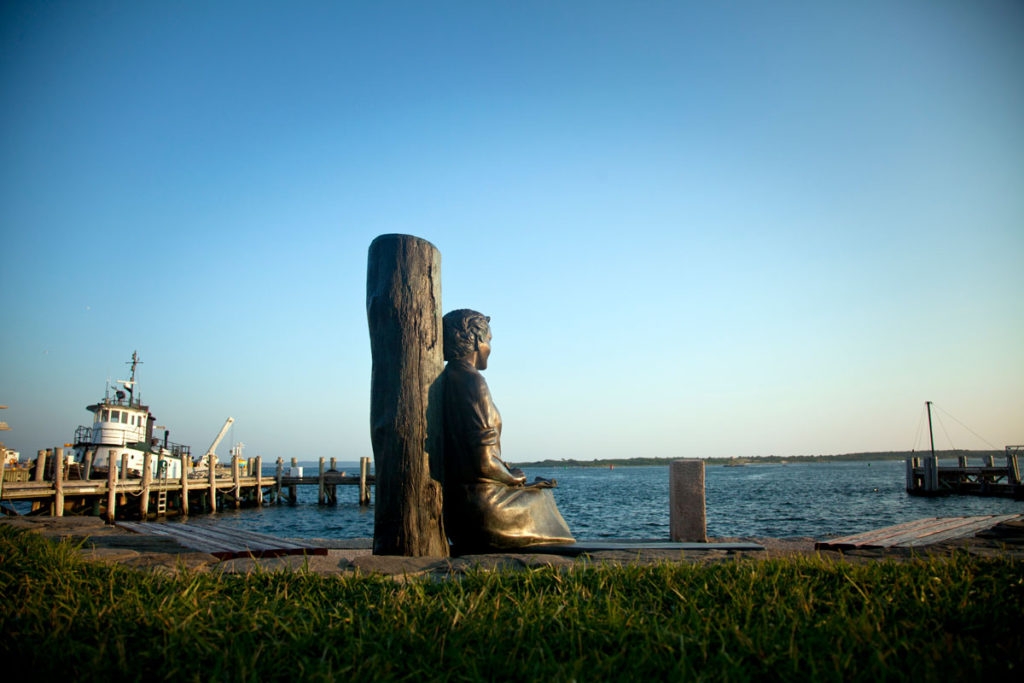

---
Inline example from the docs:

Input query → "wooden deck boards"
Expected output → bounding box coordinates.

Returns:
[815,514,1023,551]
[117,521,328,560]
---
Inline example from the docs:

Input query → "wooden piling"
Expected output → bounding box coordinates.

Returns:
[207,455,217,513]
[106,453,118,522]
[232,455,241,509]
[1007,451,1021,485]
[180,456,190,516]
[83,449,94,479]
[318,457,326,504]
[275,457,283,503]
[669,460,706,542]
[289,457,298,504]
[922,455,940,492]
[254,455,263,506]
[34,450,46,481]
[366,234,447,557]
[359,456,371,506]
[53,447,64,517]
[140,452,153,518]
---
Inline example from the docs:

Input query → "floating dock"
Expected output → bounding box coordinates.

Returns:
[905,447,1022,498]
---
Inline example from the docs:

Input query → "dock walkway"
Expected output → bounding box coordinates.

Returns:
[116,521,328,559]
[815,514,1023,551]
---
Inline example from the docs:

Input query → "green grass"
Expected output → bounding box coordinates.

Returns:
[1,526,1022,682]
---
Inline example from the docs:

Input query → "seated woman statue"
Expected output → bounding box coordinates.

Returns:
[441,308,575,553]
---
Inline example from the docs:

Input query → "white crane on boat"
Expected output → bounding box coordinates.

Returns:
[195,417,234,469]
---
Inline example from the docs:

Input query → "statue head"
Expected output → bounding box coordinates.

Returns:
[443,309,491,362]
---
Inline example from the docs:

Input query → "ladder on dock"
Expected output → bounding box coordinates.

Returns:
[155,460,169,516]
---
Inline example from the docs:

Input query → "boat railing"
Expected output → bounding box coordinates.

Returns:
[167,442,191,459]
[73,425,92,445]
[111,395,143,409]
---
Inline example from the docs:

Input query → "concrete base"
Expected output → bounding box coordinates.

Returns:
[501,540,765,557]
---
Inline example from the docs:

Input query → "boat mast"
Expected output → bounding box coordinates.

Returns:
[123,351,141,405]
[926,400,935,459]
[127,351,141,383]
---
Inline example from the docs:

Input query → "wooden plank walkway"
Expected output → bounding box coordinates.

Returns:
[815,514,1023,551]
[117,521,328,560]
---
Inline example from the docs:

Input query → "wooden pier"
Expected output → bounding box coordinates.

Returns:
[0,448,374,520]
[116,520,328,559]
[816,514,1023,550]
[905,447,1022,498]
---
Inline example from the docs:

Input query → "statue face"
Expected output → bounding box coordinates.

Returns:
[475,330,492,370]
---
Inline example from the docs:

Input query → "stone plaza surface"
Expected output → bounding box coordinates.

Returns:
[2,516,1021,580]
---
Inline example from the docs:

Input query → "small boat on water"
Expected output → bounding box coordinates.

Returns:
[72,352,191,479]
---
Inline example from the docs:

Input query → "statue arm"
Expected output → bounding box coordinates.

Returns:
[466,374,525,486]
[445,363,526,487]
[473,427,526,486]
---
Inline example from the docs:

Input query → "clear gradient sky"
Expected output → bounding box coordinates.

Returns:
[2,1,1021,463]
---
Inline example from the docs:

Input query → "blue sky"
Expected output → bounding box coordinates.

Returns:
[2,1,1021,463]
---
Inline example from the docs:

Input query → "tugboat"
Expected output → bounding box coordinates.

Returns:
[72,352,190,479]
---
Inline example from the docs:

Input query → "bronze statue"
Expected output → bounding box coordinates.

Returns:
[441,309,575,552]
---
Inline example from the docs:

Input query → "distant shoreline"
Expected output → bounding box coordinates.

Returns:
[512,450,1004,468]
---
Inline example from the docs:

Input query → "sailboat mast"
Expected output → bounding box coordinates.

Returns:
[926,400,935,459]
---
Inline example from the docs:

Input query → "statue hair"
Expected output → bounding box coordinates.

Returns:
[443,309,491,361]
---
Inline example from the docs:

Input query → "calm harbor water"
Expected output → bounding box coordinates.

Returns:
[170,459,1022,541]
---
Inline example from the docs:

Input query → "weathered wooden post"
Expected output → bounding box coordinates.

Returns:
[207,455,218,512]
[53,447,64,517]
[289,457,298,504]
[318,457,326,505]
[83,449,94,479]
[254,455,263,506]
[106,452,118,522]
[231,454,241,508]
[34,450,46,481]
[669,460,707,542]
[359,456,371,506]
[140,452,153,518]
[275,457,283,504]
[180,456,190,516]
[366,234,447,557]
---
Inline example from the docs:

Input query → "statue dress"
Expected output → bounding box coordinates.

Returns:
[442,358,575,551]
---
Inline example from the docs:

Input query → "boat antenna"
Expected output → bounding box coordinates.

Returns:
[121,351,142,404]
[127,351,142,383]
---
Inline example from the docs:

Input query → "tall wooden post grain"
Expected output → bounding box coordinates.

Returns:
[106,452,118,523]
[254,455,263,506]
[53,447,64,517]
[359,456,371,506]
[232,455,241,509]
[140,452,153,518]
[207,455,218,513]
[34,450,46,481]
[669,460,707,542]
[366,234,447,557]
[180,456,190,516]
[275,457,283,504]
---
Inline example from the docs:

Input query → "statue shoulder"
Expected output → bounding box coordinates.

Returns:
[443,361,491,399]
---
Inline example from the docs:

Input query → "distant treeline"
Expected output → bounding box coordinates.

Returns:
[512,450,1005,468]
